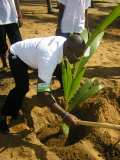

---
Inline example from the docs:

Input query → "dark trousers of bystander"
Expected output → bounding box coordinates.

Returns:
[1,52,29,117]
[0,23,22,68]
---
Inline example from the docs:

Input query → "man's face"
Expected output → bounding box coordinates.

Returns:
[63,41,83,63]
[64,46,79,63]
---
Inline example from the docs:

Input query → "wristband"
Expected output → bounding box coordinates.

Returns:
[62,112,69,120]
[37,83,51,93]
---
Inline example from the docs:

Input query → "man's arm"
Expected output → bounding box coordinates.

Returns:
[14,0,23,27]
[37,79,79,126]
[56,3,65,35]
[85,0,91,32]
[85,10,89,32]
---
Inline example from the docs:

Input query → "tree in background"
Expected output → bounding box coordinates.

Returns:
[46,0,52,13]
[91,0,94,8]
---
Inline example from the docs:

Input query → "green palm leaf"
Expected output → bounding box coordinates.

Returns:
[87,4,120,47]
[69,79,103,111]
[62,4,120,112]
[62,58,73,109]
[68,67,85,101]
[80,28,89,44]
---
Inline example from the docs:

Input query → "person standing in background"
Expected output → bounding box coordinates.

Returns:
[56,0,91,37]
[0,0,23,70]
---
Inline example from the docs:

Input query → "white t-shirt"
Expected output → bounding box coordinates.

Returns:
[58,0,91,33]
[0,0,18,25]
[10,36,66,84]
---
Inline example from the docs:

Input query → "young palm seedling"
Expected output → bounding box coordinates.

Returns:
[61,4,120,144]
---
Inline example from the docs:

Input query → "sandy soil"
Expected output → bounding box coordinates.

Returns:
[0,1,120,160]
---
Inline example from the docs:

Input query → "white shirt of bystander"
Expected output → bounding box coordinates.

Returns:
[58,0,91,33]
[0,0,18,25]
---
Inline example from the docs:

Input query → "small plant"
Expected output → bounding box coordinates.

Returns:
[62,4,120,136]
[62,29,104,114]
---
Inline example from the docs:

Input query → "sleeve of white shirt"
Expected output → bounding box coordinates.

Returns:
[85,0,91,9]
[57,0,67,5]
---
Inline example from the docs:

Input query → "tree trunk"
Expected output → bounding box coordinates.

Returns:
[46,0,52,13]
[91,0,94,8]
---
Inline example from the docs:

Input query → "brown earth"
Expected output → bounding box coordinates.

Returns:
[0,1,120,160]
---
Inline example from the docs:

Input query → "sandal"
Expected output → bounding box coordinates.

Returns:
[0,116,9,133]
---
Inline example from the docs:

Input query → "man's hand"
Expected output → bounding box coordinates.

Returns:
[56,27,61,36]
[37,82,80,127]
[18,11,23,27]
[15,0,23,27]
[63,113,80,126]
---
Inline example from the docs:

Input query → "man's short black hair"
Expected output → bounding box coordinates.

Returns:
[66,33,86,57]
[69,33,85,48]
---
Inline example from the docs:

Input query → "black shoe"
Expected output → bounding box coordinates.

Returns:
[0,117,9,133]
[9,114,25,127]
